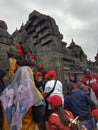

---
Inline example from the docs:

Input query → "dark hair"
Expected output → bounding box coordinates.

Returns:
[0,69,7,79]
[69,73,78,83]
[54,106,77,130]
[16,56,24,66]
[54,106,69,126]
[22,59,35,67]
[6,51,14,58]
[66,82,76,95]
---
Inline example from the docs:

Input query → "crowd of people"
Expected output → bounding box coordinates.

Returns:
[0,42,98,130]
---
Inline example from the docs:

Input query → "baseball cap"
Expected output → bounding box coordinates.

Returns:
[29,56,35,60]
[84,68,91,74]
[47,95,62,107]
[44,74,49,79]
[48,70,56,78]
[16,49,22,54]
[35,72,42,78]
[38,64,43,69]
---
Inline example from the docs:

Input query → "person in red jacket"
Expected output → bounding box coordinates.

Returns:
[47,95,77,130]
[81,68,98,99]
[16,42,25,57]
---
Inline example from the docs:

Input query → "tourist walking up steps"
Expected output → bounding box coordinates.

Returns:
[43,70,64,130]
[0,66,44,130]
[81,68,98,100]
[47,95,77,130]
[69,73,89,94]
[64,82,96,130]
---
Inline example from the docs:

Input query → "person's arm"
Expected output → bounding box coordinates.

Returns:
[42,92,48,98]
[84,93,96,110]
[42,81,51,98]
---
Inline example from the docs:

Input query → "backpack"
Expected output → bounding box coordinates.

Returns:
[32,100,46,122]
[65,110,88,130]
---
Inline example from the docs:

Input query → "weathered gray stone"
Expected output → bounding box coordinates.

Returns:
[0,11,98,81]
[0,44,9,59]
[95,51,98,65]
[0,20,10,70]
[0,20,7,30]
[11,10,98,81]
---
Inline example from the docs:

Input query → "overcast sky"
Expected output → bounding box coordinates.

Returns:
[0,0,98,61]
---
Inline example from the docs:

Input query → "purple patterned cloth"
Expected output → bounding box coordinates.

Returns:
[0,66,43,130]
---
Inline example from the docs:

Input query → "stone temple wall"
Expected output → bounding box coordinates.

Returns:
[12,10,64,80]
[0,20,10,70]
[0,11,98,81]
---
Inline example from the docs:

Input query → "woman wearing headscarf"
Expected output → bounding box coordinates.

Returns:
[0,66,44,130]
[0,69,7,130]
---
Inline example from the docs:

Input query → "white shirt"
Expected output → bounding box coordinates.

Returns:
[44,80,64,109]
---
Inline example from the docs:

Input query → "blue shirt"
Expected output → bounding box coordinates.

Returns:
[64,90,95,120]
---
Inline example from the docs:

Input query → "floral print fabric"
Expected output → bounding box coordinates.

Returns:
[0,66,43,130]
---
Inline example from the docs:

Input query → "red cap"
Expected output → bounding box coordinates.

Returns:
[38,64,43,69]
[47,95,62,107]
[16,49,22,54]
[44,74,49,79]
[35,72,42,78]
[91,109,98,120]
[30,56,35,60]
[48,70,56,78]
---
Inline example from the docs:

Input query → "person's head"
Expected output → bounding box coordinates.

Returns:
[0,69,7,81]
[44,74,49,81]
[29,56,35,61]
[15,56,24,70]
[48,70,57,80]
[66,82,76,95]
[83,68,91,78]
[35,72,42,81]
[69,73,77,83]
[28,60,35,71]
[6,51,14,58]
[38,64,44,70]
[21,59,35,70]
[47,95,70,126]
[47,95,62,109]
[16,49,23,56]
